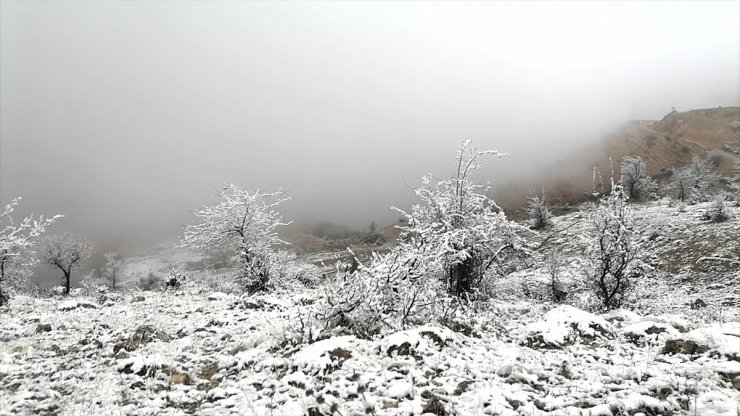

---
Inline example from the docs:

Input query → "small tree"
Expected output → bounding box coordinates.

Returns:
[585,183,639,309]
[620,156,658,201]
[101,251,123,290]
[526,189,553,230]
[39,232,93,295]
[0,197,61,305]
[394,140,527,297]
[179,184,290,293]
[667,158,716,203]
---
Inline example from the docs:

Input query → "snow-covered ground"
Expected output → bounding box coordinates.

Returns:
[0,289,738,416]
[1,201,739,416]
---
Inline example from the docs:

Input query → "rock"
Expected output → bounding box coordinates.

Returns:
[59,300,98,311]
[114,325,171,353]
[662,339,709,355]
[454,380,474,395]
[522,305,613,349]
[170,373,191,385]
[35,324,52,333]
[207,292,229,301]
[381,400,399,409]
[422,394,446,415]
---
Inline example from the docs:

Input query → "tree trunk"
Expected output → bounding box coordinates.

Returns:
[64,270,71,295]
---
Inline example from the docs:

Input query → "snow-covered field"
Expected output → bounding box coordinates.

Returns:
[1,201,739,416]
[1,288,738,416]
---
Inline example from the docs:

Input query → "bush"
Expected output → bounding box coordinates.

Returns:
[703,197,732,223]
[393,140,528,297]
[620,156,658,201]
[526,190,553,230]
[584,183,641,310]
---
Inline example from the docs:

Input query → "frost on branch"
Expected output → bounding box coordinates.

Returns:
[0,197,61,306]
[39,232,93,296]
[179,183,291,293]
[323,245,445,336]
[584,182,641,310]
[321,141,528,336]
[666,157,717,203]
[619,156,658,201]
[394,140,528,297]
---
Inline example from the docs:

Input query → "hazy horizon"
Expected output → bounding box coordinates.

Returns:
[2,1,739,266]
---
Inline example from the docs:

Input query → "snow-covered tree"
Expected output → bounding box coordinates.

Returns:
[526,190,553,230]
[703,196,732,223]
[619,156,658,201]
[585,183,639,310]
[179,184,290,293]
[0,197,61,305]
[666,158,716,203]
[322,141,528,335]
[393,140,527,297]
[101,251,123,290]
[39,232,93,296]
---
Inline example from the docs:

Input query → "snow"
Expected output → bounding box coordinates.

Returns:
[522,305,613,348]
[684,322,740,358]
[1,201,739,415]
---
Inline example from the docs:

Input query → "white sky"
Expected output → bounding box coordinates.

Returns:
[1,1,739,247]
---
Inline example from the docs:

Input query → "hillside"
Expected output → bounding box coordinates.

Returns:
[499,107,740,215]
[2,201,739,416]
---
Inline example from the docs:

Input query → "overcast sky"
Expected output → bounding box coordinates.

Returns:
[2,1,739,252]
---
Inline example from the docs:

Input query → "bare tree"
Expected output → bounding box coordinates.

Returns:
[101,251,123,289]
[39,232,93,295]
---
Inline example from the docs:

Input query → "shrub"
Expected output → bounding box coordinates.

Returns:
[584,183,640,310]
[526,190,553,230]
[703,197,732,223]
[620,156,658,201]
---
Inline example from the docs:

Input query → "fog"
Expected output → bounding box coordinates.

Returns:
[2,1,739,261]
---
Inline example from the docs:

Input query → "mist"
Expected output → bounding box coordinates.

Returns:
[2,1,739,264]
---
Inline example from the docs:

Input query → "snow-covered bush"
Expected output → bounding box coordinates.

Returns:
[268,251,321,290]
[702,196,732,223]
[323,246,446,337]
[321,141,528,336]
[620,156,658,201]
[526,189,553,230]
[393,140,527,297]
[0,197,61,305]
[38,232,93,296]
[179,183,291,294]
[666,158,717,203]
[584,183,640,310]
